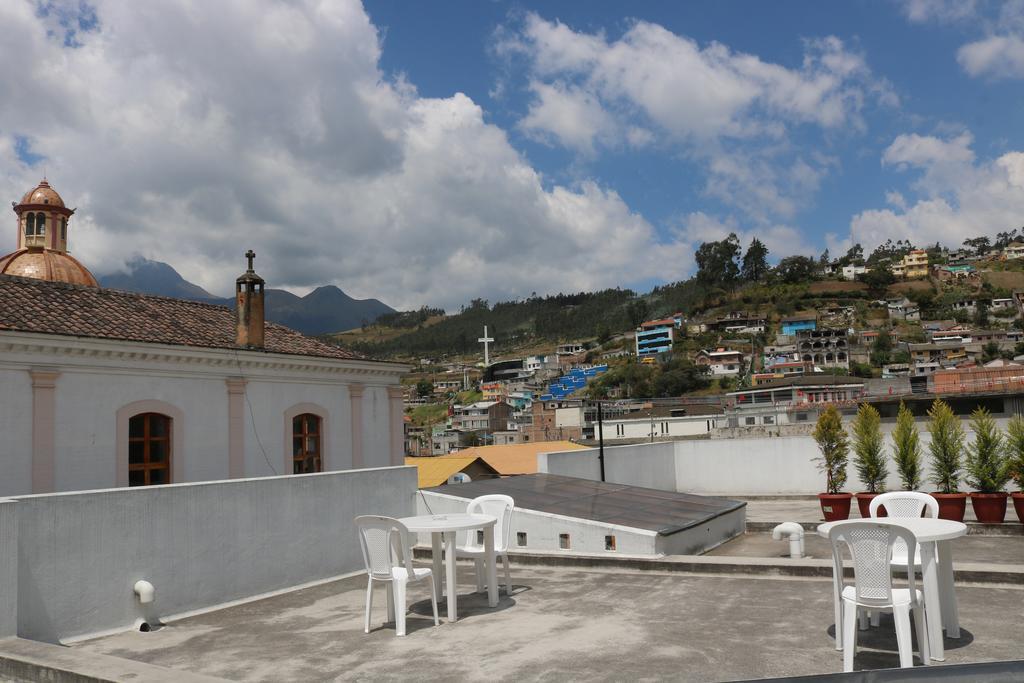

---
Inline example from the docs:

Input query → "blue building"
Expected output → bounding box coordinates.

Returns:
[780,314,817,336]
[635,314,683,357]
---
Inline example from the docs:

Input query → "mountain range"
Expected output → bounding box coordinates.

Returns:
[98,258,395,336]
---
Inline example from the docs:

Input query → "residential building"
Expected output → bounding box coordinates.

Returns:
[890,249,929,278]
[694,348,745,376]
[840,264,866,280]
[725,376,866,428]
[933,264,977,282]
[908,342,968,366]
[556,343,585,356]
[480,382,507,401]
[635,320,676,357]
[795,328,850,369]
[1004,242,1024,259]
[524,355,556,372]
[602,404,722,441]
[522,400,584,442]
[780,314,817,336]
[451,401,514,433]
[887,297,920,321]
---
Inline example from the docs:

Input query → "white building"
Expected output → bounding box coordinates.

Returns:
[694,349,745,376]
[841,264,866,280]
[0,180,407,497]
[603,406,721,441]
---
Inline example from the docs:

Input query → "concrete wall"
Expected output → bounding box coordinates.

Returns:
[539,442,678,491]
[417,490,658,556]
[0,370,32,497]
[11,466,416,643]
[0,499,16,638]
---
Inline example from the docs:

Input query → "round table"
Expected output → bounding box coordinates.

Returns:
[817,518,967,661]
[399,513,498,622]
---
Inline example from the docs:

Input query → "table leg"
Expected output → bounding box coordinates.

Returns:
[937,540,960,638]
[444,531,457,622]
[431,532,443,600]
[832,569,843,651]
[919,542,944,661]
[484,526,498,608]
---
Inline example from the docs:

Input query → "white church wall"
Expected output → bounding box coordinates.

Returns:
[11,466,417,644]
[0,369,33,497]
[0,499,16,638]
[361,385,391,468]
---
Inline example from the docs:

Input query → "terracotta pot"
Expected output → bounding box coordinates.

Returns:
[931,492,968,522]
[819,492,853,522]
[1012,492,1024,524]
[855,492,887,518]
[970,492,1009,524]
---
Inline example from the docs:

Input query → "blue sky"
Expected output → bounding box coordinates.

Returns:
[3,0,1024,309]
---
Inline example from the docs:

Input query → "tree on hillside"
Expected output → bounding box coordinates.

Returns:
[695,234,741,286]
[741,237,770,282]
[867,239,911,265]
[775,255,818,284]
[982,341,1001,364]
[839,243,864,266]
[963,236,991,256]
[416,379,434,398]
[861,263,895,294]
[871,328,892,367]
[626,299,650,328]
[974,299,990,327]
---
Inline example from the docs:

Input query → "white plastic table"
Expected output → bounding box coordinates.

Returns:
[818,517,967,661]
[399,513,498,622]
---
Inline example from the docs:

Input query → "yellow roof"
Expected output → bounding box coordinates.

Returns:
[443,440,588,475]
[405,456,484,488]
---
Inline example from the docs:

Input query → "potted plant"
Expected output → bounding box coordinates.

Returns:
[964,407,1011,523]
[1006,415,1024,524]
[813,404,852,521]
[927,398,967,521]
[892,400,924,494]
[851,403,888,517]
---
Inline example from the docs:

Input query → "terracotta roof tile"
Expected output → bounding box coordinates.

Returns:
[0,274,369,362]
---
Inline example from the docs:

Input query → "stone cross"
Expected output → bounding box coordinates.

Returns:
[245,249,256,272]
[478,325,494,366]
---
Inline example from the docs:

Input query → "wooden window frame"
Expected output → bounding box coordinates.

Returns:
[127,412,172,486]
[292,413,322,474]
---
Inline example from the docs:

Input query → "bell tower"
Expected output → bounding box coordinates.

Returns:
[236,249,266,349]
[13,179,75,252]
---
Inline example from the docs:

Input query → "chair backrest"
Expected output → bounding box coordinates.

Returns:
[869,491,938,519]
[354,515,415,580]
[829,521,919,608]
[464,495,515,552]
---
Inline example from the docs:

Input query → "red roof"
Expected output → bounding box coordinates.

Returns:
[0,274,368,362]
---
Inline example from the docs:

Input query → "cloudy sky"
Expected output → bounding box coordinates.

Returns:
[2,0,1024,310]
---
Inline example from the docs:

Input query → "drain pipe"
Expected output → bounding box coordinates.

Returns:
[133,580,161,631]
[772,522,805,558]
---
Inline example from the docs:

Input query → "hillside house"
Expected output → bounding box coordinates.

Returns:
[887,297,920,321]
[780,314,817,336]
[694,348,745,376]
[451,401,514,433]
[795,328,850,369]
[890,249,929,278]
[635,315,682,357]
[841,264,866,280]
[725,376,866,428]
[1004,242,1024,259]
[602,404,722,441]
[908,342,968,366]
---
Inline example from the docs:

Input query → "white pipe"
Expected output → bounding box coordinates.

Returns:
[134,580,155,604]
[772,522,804,558]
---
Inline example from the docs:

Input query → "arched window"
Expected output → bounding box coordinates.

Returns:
[128,412,173,485]
[60,217,67,241]
[35,213,46,236]
[292,413,322,474]
[25,213,35,236]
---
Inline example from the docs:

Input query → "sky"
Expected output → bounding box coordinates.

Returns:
[2,0,1024,311]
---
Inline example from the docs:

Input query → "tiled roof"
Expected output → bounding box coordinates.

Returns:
[443,440,588,475]
[0,274,367,362]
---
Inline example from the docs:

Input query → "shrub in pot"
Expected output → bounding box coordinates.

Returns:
[851,403,888,517]
[892,400,924,494]
[1006,416,1024,524]
[965,407,1011,523]
[927,398,967,521]
[813,404,851,521]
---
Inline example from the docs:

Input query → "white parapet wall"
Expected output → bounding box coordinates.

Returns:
[0,499,16,638]
[8,466,417,644]
[417,490,660,556]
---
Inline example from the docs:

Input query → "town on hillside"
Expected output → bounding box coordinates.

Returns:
[400,232,1024,477]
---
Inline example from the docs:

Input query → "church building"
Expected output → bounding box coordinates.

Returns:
[0,180,407,496]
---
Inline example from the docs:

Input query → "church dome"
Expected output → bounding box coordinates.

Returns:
[19,179,65,208]
[0,249,98,287]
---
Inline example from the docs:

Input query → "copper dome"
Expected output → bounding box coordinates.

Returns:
[0,249,98,287]
[19,179,65,208]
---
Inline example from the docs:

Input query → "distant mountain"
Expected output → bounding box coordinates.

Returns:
[98,258,395,336]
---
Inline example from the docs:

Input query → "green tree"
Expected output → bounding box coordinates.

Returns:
[974,300,990,327]
[870,329,892,367]
[626,299,650,328]
[927,399,965,494]
[1004,415,1024,493]
[964,407,1010,493]
[775,255,818,284]
[415,378,434,398]
[741,237,770,282]
[695,234,741,286]
[851,403,888,493]
[892,401,924,490]
[596,323,612,345]
[963,236,991,256]
[861,263,895,294]
[813,405,849,494]
[982,341,1001,363]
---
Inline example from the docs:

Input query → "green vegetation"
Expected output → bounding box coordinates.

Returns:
[851,403,887,493]
[1005,416,1024,491]
[585,357,710,399]
[964,407,1010,493]
[813,405,849,494]
[927,399,966,494]
[892,401,924,490]
[407,403,448,427]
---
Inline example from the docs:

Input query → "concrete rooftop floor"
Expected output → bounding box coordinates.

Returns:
[74,563,1024,682]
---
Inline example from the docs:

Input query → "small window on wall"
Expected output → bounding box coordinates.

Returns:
[744,416,756,426]
[128,413,172,486]
[25,213,35,236]
[763,416,775,425]
[559,533,571,549]
[60,218,67,241]
[292,413,322,474]
[517,532,527,547]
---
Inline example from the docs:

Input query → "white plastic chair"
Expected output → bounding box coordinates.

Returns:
[829,522,930,672]
[355,515,439,637]
[455,494,515,595]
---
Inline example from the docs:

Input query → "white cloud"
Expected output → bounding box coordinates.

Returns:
[500,14,894,224]
[671,212,810,275]
[958,34,1024,79]
[901,0,979,24]
[0,0,702,310]
[852,132,1024,251]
